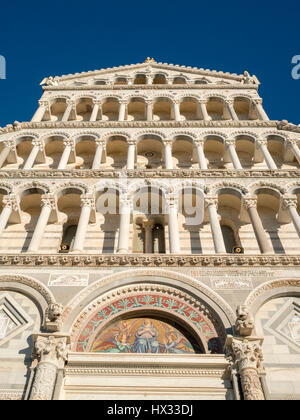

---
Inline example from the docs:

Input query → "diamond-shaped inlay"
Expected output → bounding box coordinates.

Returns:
[263,298,300,353]
[0,293,34,347]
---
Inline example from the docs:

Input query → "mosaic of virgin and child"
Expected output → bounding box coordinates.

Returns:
[91,318,197,354]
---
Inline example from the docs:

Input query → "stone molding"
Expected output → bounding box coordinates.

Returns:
[1,169,300,179]
[0,254,300,269]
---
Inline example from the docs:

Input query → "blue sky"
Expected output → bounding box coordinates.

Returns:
[0,0,299,126]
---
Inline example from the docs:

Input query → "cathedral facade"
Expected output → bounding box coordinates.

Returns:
[0,59,299,400]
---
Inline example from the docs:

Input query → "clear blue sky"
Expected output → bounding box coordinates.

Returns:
[0,0,299,126]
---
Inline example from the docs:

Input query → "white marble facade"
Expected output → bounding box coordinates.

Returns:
[0,59,299,400]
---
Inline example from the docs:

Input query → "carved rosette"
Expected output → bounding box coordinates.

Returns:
[225,336,265,400]
[30,334,69,401]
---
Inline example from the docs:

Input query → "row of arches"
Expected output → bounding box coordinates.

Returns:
[1,132,300,171]
[33,95,267,123]
[0,181,300,256]
[73,73,218,86]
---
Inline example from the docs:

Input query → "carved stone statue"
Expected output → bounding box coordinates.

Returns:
[45,303,64,332]
[40,76,59,86]
[235,305,254,337]
[242,71,256,85]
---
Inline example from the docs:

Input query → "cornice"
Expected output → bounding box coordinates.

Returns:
[43,84,258,91]
[0,169,299,179]
[48,62,246,83]
[1,254,300,268]
[0,120,279,135]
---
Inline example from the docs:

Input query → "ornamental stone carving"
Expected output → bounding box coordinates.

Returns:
[225,336,265,400]
[235,305,254,337]
[30,334,69,401]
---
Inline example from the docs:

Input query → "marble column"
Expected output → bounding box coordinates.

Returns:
[57,140,74,170]
[23,140,43,170]
[167,197,181,254]
[194,140,208,169]
[257,140,277,170]
[146,100,153,121]
[164,140,173,170]
[244,197,273,254]
[254,99,269,121]
[142,220,154,253]
[226,140,243,169]
[226,100,239,121]
[90,100,101,121]
[117,197,132,253]
[31,101,48,122]
[126,140,136,170]
[30,334,69,401]
[199,100,210,121]
[0,195,18,237]
[225,336,265,400]
[92,140,105,170]
[118,100,127,121]
[288,140,300,165]
[27,195,56,253]
[282,196,300,238]
[173,101,181,121]
[205,197,226,254]
[72,195,94,253]
[0,141,15,169]
[62,101,74,122]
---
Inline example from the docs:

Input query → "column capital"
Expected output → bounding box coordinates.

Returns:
[256,138,267,148]
[41,194,57,210]
[194,139,205,147]
[225,336,264,373]
[225,139,236,147]
[145,98,153,105]
[66,99,75,107]
[253,98,263,105]
[38,100,49,109]
[119,98,128,105]
[92,98,102,106]
[243,196,258,210]
[3,139,16,150]
[173,98,181,105]
[142,219,155,231]
[2,194,19,211]
[95,139,106,148]
[226,99,235,106]
[204,196,218,208]
[164,139,173,147]
[281,195,298,210]
[63,139,75,149]
[80,194,95,209]
[199,98,208,104]
[166,194,179,210]
[32,333,69,367]
[32,139,44,151]
[127,139,136,147]
[287,139,299,147]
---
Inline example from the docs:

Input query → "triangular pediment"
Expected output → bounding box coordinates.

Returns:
[41,60,258,87]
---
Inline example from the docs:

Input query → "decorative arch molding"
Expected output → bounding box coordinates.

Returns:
[73,94,97,102]
[55,181,91,195]
[263,131,288,141]
[208,181,248,196]
[245,278,300,316]
[95,179,127,195]
[0,182,13,195]
[248,181,285,195]
[40,131,71,143]
[135,130,167,141]
[128,179,170,197]
[11,131,39,142]
[103,130,131,142]
[178,94,202,102]
[47,94,72,104]
[152,93,177,102]
[170,130,197,141]
[0,274,55,321]
[203,93,229,102]
[70,283,226,354]
[63,268,236,335]
[201,130,228,141]
[125,93,149,102]
[16,181,52,195]
[229,130,259,141]
[285,181,300,195]
[228,93,254,101]
[99,94,123,102]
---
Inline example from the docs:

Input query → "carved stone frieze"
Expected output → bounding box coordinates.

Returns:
[0,253,300,267]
